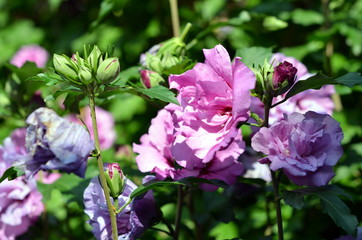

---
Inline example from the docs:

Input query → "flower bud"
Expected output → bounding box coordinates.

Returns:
[160,53,180,69]
[78,66,93,84]
[272,61,297,89]
[53,54,78,81]
[88,46,103,73]
[140,70,164,88]
[104,163,125,198]
[96,57,120,84]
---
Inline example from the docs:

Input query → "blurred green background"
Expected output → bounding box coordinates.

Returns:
[0,0,361,239]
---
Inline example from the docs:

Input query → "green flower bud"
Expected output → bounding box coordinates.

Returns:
[104,163,125,199]
[160,53,181,69]
[78,66,93,84]
[53,54,78,81]
[87,46,103,73]
[96,57,120,84]
[140,70,165,88]
[146,53,163,73]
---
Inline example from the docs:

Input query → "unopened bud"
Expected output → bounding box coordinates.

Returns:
[53,54,78,81]
[105,163,125,198]
[140,70,164,88]
[88,46,103,73]
[160,53,180,69]
[78,66,93,84]
[272,61,297,89]
[96,57,120,84]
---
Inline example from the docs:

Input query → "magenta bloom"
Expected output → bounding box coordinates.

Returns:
[251,53,335,124]
[67,106,116,150]
[169,44,256,167]
[134,104,245,191]
[83,176,159,240]
[0,130,44,239]
[133,105,177,180]
[135,45,255,190]
[10,45,49,68]
[251,111,343,186]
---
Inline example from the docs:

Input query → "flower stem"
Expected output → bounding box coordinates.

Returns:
[173,186,184,240]
[169,0,180,37]
[263,94,284,240]
[89,94,118,240]
[271,171,284,240]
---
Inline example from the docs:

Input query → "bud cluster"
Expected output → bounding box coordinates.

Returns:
[53,46,120,87]
[139,23,192,88]
[252,59,297,99]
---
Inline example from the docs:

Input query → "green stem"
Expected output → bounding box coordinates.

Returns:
[179,23,192,42]
[89,94,118,240]
[169,0,180,37]
[173,186,184,240]
[321,0,343,112]
[263,94,283,240]
[271,171,284,240]
[116,198,132,214]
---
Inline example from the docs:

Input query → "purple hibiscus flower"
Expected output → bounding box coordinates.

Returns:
[10,44,49,68]
[20,107,94,178]
[251,111,343,186]
[251,53,335,124]
[168,44,255,168]
[83,175,159,240]
[0,129,44,240]
[133,104,245,191]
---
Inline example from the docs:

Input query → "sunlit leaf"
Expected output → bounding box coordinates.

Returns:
[136,85,179,105]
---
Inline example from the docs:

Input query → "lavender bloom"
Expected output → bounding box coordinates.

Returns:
[23,107,94,178]
[83,176,159,240]
[0,128,27,166]
[251,111,343,186]
[67,106,116,150]
[0,130,44,239]
[10,45,49,68]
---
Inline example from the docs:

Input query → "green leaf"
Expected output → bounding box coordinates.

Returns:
[283,190,304,209]
[0,166,25,183]
[117,66,140,85]
[293,185,358,235]
[63,92,86,113]
[44,86,80,102]
[263,16,288,31]
[291,9,324,26]
[29,72,64,86]
[130,180,186,199]
[178,176,229,189]
[163,58,195,75]
[236,46,273,68]
[136,85,179,105]
[334,72,362,87]
[5,62,43,81]
[279,72,362,105]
